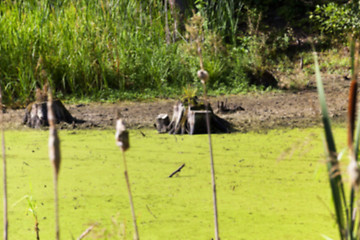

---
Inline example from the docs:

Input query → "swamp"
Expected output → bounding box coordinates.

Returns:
[1,0,360,239]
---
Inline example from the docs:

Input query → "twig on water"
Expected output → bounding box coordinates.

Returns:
[0,83,8,240]
[168,163,185,178]
[115,119,139,240]
[47,88,61,240]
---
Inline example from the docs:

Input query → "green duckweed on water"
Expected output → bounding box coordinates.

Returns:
[0,127,346,239]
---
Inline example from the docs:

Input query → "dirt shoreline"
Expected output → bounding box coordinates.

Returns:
[3,74,350,132]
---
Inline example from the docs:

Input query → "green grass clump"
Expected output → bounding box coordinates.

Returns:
[0,127,343,239]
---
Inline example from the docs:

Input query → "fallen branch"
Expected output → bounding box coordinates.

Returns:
[169,164,185,178]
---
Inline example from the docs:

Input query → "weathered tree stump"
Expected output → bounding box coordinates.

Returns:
[168,102,186,134]
[187,110,209,134]
[155,114,170,133]
[155,99,232,135]
[23,100,74,128]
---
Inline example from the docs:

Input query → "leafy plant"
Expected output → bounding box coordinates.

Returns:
[313,36,360,240]
[181,84,198,106]
[13,194,40,240]
[26,196,40,240]
[310,2,360,42]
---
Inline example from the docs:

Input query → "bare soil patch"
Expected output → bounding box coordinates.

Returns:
[3,74,350,132]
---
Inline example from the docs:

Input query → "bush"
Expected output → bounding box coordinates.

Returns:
[310,2,360,42]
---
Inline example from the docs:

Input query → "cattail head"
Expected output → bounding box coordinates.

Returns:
[115,119,130,152]
[348,156,360,189]
[197,69,209,84]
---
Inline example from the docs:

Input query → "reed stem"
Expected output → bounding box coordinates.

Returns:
[35,220,40,240]
[202,82,220,240]
[122,151,139,240]
[0,84,8,240]
[194,12,220,238]
[54,173,59,240]
[47,89,61,240]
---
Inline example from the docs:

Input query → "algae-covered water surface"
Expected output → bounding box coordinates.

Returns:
[0,127,345,239]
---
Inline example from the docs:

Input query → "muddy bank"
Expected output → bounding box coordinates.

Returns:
[3,74,350,132]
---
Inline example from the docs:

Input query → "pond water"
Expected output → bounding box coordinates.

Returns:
[0,127,345,239]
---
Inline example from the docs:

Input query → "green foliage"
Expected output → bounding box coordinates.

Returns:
[310,2,360,41]
[1,0,345,104]
[195,0,244,45]
[181,84,198,105]
[313,51,346,240]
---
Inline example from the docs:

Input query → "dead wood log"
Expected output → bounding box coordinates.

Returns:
[23,100,75,128]
[217,100,245,114]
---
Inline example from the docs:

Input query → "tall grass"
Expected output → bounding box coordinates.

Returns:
[0,0,249,104]
[198,0,244,45]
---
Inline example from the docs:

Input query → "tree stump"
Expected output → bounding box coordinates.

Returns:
[155,114,170,133]
[156,99,232,135]
[23,100,74,128]
[168,102,186,134]
[187,110,209,135]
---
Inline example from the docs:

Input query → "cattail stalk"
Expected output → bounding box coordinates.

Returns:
[200,75,220,240]
[0,84,8,240]
[348,38,360,238]
[47,89,61,240]
[196,23,220,240]
[115,119,139,240]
